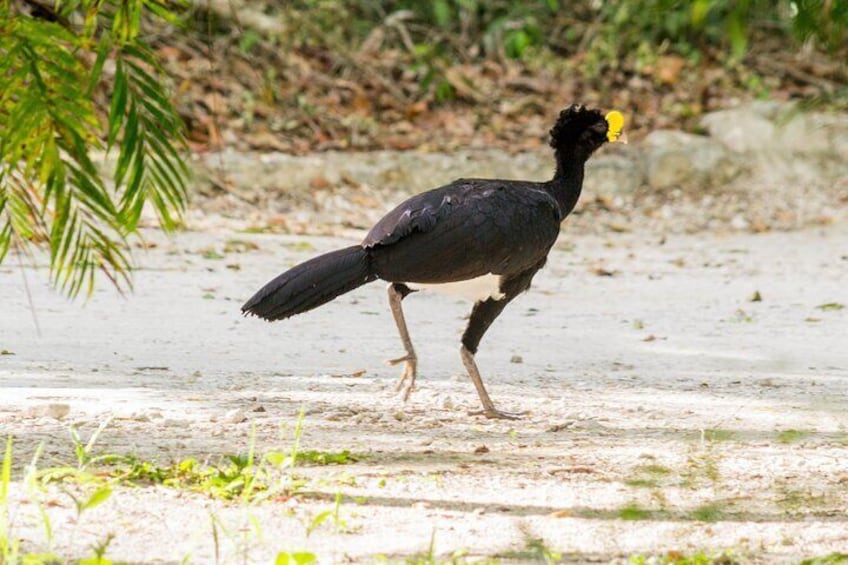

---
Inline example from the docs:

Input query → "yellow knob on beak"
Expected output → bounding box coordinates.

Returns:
[605,110,626,143]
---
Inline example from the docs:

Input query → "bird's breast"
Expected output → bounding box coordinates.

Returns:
[405,273,505,302]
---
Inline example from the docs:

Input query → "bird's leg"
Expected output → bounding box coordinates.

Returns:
[459,269,538,419]
[460,345,524,420]
[385,283,418,400]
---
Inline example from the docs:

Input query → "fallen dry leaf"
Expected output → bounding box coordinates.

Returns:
[310,175,332,190]
[655,55,686,85]
[591,266,618,277]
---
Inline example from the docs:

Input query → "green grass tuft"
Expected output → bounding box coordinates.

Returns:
[690,503,724,522]
[297,450,359,466]
[777,429,811,444]
[628,549,742,564]
[799,554,848,565]
[618,503,651,521]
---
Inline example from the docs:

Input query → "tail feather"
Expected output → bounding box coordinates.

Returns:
[242,245,376,321]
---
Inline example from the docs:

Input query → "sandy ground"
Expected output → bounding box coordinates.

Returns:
[1,223,847,564]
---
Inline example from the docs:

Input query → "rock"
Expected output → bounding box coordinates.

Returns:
[26,403,70,420]
[700,101,781,153]
[647,149,694,189]
[510,355,523,364]
[699,145,744,186]
[702,109,774,153]
[223,408,248,424]
[547,422,575,432]
[326,408,356,421]
[46,403,70,419]
[643,130,742,189]
[585,154,643,195]
[828,114,848,158]
[776,113,833,155]
[730,214,749,231]
[353,413,370,424]
[696,101,848,188]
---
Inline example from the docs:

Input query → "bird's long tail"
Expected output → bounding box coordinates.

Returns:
[241,245,376,321]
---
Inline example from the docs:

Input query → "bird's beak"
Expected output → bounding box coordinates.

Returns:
[616,131,628,144]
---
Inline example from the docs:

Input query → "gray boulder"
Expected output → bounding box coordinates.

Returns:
[642,130,743,189]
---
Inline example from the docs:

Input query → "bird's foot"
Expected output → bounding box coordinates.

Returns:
[468,407,527,420]
[386,353,417,400]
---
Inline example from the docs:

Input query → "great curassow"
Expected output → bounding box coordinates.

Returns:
[242,105,626,419]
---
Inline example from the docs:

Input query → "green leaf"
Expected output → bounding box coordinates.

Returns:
[1,437,11,503]
[145,0,186,26]
[115,101,139,187]
[293,553,317,565]
[275,552,317,565]
[108,60,128,147]
[726,12,747,58]
[265,451,287,467]
[79,557,114,565]
[81,486,112,511]
[432,0,450,28]
[690,0,711,28]
[306,510,333,536]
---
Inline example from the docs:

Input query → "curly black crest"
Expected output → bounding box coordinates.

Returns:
[549,104,606,149]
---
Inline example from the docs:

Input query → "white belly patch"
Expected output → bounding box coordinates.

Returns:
[406,273,505,302]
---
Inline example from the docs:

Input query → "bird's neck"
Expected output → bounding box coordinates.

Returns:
[547,149,587,218]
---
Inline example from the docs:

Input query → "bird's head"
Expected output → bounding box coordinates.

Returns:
[549,105,627,159]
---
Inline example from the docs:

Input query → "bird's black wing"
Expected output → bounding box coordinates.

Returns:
[364,179,562,284]
[363,185,457,247]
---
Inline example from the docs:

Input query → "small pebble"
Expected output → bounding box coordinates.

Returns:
[223,408,248,424]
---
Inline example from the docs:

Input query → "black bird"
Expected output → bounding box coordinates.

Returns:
[242,105,626,419]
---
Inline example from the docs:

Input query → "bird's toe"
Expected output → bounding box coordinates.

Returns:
[389,356,418,400]
[469,407,527,420]
[386,353,415,366]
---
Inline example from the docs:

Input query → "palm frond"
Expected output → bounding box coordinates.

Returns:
[0,0,189,297]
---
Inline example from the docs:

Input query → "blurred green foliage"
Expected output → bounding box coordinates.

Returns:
[263,0,846,104]
[279,0,846,65]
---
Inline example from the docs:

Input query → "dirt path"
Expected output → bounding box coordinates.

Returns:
[1,224,847,563]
